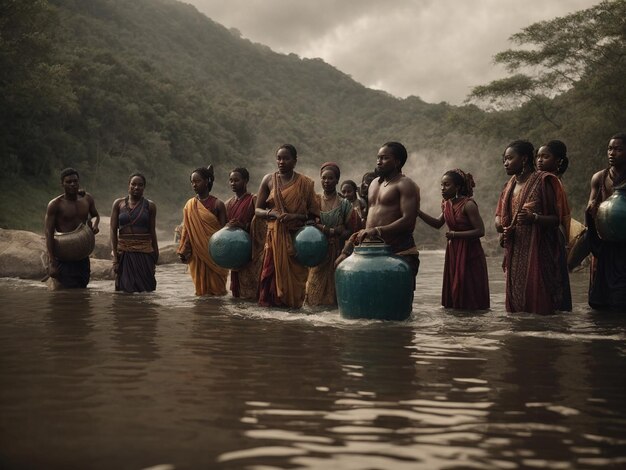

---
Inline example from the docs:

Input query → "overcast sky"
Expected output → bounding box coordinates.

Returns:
[185,0,600,104]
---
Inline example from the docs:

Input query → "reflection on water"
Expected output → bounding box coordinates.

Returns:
[0,251,625,469]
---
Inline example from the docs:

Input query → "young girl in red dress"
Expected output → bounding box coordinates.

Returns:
[418,169,490,310]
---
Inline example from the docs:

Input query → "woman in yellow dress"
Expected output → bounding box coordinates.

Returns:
[177,166,228,296]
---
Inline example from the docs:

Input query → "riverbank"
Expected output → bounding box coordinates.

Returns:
[0,226,180,280]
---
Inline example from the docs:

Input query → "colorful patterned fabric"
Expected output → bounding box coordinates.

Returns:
[177,197,228,296]
[496,171,566,314]
[306,196,351,306]
[258,173,320,308]
[116,198,156,293]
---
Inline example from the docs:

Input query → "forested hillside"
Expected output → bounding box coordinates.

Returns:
[1,0,623,247]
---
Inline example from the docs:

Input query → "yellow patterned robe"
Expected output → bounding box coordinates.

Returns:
[177,197,228,296]
[259,173,320,308]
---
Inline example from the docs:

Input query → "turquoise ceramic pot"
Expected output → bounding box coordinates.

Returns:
[293,225,328,267]
[596,185,626,242]
[208,226,252,269]
[335,241,413,321]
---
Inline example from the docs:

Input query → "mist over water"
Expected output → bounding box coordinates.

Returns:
[1,251,625,469]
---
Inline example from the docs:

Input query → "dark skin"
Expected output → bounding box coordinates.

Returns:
[315,168,349,239]
[179,171,227,263]
[418,174,485,240]
[110,175,159,273]
[587,138,626,219]
[359,173,375,200]
[341,183,357,203]
[341,182,365,219]
[255,147,316,225]
[335,145,420,266]
[45,173,100,277]
[536,146,560,174]
[495,146,558,246]
[226,171,250,230]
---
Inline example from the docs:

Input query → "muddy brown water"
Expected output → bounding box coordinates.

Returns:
[1,251,625,469]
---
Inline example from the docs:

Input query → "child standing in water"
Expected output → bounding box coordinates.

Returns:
[418,169,490,310]
[340,180,365,232]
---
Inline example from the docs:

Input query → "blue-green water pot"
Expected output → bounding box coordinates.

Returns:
[596,185,626,242]
[208,226,252,269]
[293,225,328,267]
[335,242,413,321]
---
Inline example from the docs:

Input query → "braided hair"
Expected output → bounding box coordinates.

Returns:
[443,169,476,197]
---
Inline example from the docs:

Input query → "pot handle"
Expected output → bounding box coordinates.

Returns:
[362,235,386,244]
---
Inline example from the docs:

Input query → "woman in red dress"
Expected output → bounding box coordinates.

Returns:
[418,169,490,310]
[495,140,564,314]
[225,167,266,300]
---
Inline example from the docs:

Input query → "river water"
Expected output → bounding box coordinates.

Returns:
[1,251,625,469]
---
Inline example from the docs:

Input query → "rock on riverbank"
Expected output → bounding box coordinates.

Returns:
[0,229,48,279]
[0,228,179,280]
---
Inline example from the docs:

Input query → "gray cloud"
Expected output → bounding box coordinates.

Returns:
[187,0,600,104]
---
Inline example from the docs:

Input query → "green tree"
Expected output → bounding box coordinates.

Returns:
[0,0,77,177]
[468,0,626,130]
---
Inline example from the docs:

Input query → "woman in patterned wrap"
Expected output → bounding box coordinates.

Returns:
[306,162,352,306]
[255,144,320,309]
[177,166,228,296]
[535,140,572,311]
[111,173,159,293]
[495,140,565,314]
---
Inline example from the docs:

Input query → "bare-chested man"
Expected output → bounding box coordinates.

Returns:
[584,132,626,310]
[336,142,420,285]
[44,168,100,289]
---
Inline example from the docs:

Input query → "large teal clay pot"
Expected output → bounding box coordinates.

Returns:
[208,226,252,269]
[596,185,626,242]
[335,241,413,321]
[293,225,328,267]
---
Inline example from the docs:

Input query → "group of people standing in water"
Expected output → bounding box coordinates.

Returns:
[45,133,626,314]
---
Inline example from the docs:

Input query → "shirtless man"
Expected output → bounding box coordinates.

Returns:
[336,142,420,284]
[45,168,100,288]
[584,132,626,310]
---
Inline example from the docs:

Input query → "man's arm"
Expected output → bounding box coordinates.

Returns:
[44,200,58,276]
[86,193,100,234]
[356,179,419,243]
[586,170,603,219]
[376,178,419,238]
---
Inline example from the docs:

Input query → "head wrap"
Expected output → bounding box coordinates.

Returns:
[320,162,341,180]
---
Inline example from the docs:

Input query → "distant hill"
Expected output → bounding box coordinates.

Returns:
[1,0,620,246]
[0,0,495,243]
